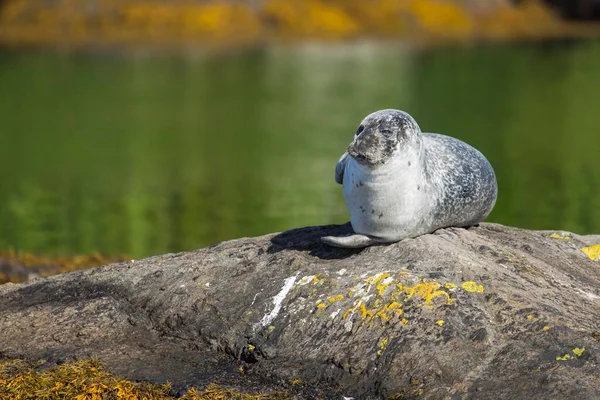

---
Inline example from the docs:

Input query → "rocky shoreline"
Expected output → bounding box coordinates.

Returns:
[1,223,600,399]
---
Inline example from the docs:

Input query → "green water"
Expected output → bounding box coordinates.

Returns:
[1,42,600,258]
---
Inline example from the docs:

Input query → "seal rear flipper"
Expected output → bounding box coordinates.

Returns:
[321,234,378,248]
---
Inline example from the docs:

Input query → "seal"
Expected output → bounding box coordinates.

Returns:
[321,109,498,248]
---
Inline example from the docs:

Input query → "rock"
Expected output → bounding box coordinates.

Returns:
[1,223,600,399]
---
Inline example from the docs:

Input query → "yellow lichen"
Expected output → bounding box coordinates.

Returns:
[328,294,344,303]
[572,347,586,357]
[550,232,570,240]
[366,273,391,290]
[375,302,403,321]
[402,280,453,304]
[316,302,327,309]
[377,336,389,356]
[527,314,533,320]
[556,353,572,361]
[289,379,302,385]
[268,325,276,332]
[543,325,551,331]
[0,359,289,399]
[581,245,600,261]
[359,303,373,319]
[297,275,315,286]
[247,344,256,351]
[341,275,458,326]
[461,281,484,293]
[401,318,409,325]
[444,283,458,290]
[435,320,444,327]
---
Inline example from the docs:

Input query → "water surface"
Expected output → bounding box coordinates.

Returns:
[1,42,599,257]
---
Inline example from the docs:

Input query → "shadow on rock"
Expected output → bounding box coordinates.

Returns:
[268,223,363,260]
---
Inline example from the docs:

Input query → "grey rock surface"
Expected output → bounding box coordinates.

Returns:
[1,223,600,399]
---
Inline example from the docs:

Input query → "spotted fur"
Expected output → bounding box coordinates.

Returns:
[322,109,498,248]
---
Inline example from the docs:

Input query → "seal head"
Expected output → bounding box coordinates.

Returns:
[348,109,421,167]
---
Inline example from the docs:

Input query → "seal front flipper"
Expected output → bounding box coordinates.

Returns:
[334,152,349,185]
[321,233,377,248]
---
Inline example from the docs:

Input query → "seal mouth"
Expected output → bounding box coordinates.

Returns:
[348,143,381,166]
[347,146,370,165]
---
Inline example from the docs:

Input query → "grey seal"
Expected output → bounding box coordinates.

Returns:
[321,109,497,248]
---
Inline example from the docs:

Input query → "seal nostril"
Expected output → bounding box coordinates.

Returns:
[356,125,365,136]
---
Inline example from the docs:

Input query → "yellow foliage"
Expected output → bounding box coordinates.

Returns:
[0,250,131,284]
[476,0,562,40]
[264,0,359,38]
[0,0,568,48]
[0,359,289,399]
[404,0,473,40]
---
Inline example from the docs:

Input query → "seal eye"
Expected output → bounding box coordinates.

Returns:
[356,125,365,136]
[380,129,393,137]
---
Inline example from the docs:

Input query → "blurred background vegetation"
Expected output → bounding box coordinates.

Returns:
[1,0,600,277]
[0,0,584,48]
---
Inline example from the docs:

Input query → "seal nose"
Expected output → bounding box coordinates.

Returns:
[349,130,380,164]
